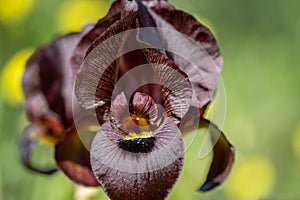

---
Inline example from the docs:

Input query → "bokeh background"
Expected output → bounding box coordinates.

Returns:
[0,0,300,199]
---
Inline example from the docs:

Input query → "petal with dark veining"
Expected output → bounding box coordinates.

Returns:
[147,4,223,108]
[70,0,122,85]
[142,48,192,123]
[90,117,184,200]
[75,10,138,123]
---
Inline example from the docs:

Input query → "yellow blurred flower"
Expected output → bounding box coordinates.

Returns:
[225,156,275,200]
[56,0,110,33]
[0,0,35,26]
[0,48,34,106]
[292,125,300,161]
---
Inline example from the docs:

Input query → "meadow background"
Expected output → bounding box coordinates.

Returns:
[0,0,300,199]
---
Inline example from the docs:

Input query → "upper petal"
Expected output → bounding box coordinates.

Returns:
[70,0,122,85]
[145,4,223,108]
[141,48,192,123]
[74,9,138,123]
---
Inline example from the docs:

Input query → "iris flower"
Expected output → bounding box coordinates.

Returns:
[20,0,235,199]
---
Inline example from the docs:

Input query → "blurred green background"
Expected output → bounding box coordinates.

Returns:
[0,0,300,199]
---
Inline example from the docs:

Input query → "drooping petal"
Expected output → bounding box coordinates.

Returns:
[22,31,87,130]
[180,108,235,191]
[90,117,184,200]
[55,119,100,186]
[198,118,235,191]
[180,105,209,135]
[19,125,57,175]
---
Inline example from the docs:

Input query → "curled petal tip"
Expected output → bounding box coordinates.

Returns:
[199,181,218,192]
[199,119,235,191]
[19,125,58,175]
[199,145,235,192]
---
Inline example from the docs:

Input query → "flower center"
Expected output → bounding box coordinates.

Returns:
[118,135,156,153]
[123,131,152,140]
[121,114,151,133]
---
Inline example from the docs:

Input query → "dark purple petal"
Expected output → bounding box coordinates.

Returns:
[199,118,235,191]
[151,7,220,58]
[19,125,57,175]
[130,92,158,124]
[141,0,172,10]
[75,10,138,123]
[55,120,100,186]
[142,48,192,123]
[180,105,208,135]
[75,1,194,125]
[180,109,235,191]
[22,31,87,130]
[70,0,121,85]
[90,117,184,200]
[146,4,223,108]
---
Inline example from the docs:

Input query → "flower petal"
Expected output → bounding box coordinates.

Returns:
[22,32,86,130]
[55,121,100,186]
[179,105,209,136]
[199,118,235,191]
[19,125,57,175]
[146,4,223,108]
[142,48,192,123]
[131,92,158,123]
[70,0,121,85]
[151,7,221,58]
[90,117,184,199]
[110,92,130,126]
[180,108,235,191]
[75,10,138,123]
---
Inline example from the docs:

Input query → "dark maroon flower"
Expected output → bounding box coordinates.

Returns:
[20,0,234,199]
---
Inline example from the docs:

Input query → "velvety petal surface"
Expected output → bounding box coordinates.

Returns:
[23,31,87,130]
[55,121,100,186]
[142,48,192,123]
[70,0,121,85]
[145,3,223,108]
[75,9,138,123]
[90,117,184,200]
